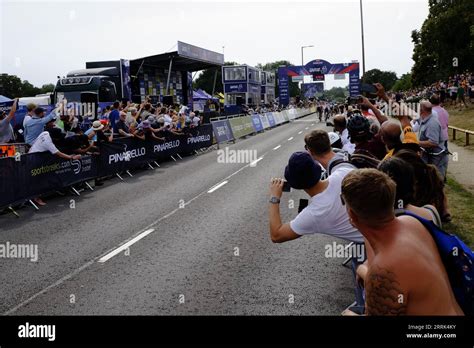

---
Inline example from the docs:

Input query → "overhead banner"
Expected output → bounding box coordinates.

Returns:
[211,119,235,144]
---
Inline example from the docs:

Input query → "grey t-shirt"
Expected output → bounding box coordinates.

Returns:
[0,117,14,143]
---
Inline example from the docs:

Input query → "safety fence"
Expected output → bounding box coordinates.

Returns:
[0,107,317,214]
[0,125,213,210]
[211,107,316,144]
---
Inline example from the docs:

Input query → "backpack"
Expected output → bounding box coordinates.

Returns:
[328,151,380,175]
[401,210,474,315]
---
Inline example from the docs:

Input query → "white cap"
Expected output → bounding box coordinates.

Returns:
[328,132,341,145]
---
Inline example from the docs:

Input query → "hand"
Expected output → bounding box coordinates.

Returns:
[374,83,388,100]
[71,154,81,160]
[359,95,373,108]
[270,178,284,199]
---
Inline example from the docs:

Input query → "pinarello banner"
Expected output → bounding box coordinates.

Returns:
[211,119,234,144]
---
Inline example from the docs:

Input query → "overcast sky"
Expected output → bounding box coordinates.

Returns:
[1,0,429,90]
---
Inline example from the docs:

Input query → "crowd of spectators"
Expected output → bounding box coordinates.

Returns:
[267,80,470,315]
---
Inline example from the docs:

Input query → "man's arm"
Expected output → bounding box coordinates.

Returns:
[365,265,408,315]
[3,98,18,124]
[360,96,388,124]
[268,178,301,243]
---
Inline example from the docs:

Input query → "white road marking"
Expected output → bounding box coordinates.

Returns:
[298,131,303,134]
[98,229,155,263]
[288,137,293,141]
[249,157,264,167]
[273,145,281,150]
[208,180,229,193]
[305,127,309,130]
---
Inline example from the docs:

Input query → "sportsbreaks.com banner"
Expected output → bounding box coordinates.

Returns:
[0,125,214,207]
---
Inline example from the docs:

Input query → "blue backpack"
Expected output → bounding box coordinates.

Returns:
[402,211,474,315]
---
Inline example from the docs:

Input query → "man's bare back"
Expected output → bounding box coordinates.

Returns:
[365,216,463,315]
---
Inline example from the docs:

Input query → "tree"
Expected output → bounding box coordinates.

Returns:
[411,0,474,86]
[40,84,55,94]
[362,69,398,90]
[257,60,300,98]
[319,87,348,103]
[193,62,238,94]
[392,73,413,92]
[0,74,23,98]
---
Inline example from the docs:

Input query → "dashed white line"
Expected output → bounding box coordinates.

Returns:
[298,131,303,134]
[249,157,264,167]
[98,229,155,263]
[273,145,281,150]
[305,127,309,130]
[208,180,229,193]
[288,137,294,141]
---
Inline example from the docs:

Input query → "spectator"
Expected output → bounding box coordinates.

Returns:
[340,169,463,315]
[378,157,442,227]
[22,102,37,127]
[116,112,134,137]
[328,132,343,150]
[417,101,448,179]
[0,98,18,143]
[332,115,355,154]
[393,149,451,222]
[268,151,363,244]
[24,104,62,146]
[133,120,164,141]
[85,120,113,144]
[379,120,421,159]
[108,101,120,133]
[430,94,449,150]
[347,115,386,160]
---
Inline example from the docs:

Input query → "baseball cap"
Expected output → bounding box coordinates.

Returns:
[328,132,341,146]
[284,151,322,190]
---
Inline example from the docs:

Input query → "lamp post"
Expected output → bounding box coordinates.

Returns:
[359,0,366,76]
[301,45,314,67]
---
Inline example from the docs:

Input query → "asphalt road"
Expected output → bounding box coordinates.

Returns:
[1,114,354,315]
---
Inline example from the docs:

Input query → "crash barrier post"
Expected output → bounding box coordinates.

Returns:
[0,125,214,211]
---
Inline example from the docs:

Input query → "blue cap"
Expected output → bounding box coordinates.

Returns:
[284,151,322,189]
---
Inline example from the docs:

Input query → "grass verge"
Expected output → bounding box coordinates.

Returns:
[444,176,474,248]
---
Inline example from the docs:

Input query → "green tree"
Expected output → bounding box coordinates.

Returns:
[362,69,398,90]
[0,74,23,98]
[21,80,41,97]
[392,73,413,92]
[256,60,300,98]
[39,83,55,94]
[193,62,238,95]
[319,87,348,103]
[411,0,474,86]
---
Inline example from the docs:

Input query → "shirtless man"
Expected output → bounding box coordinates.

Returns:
[340,169,463,315]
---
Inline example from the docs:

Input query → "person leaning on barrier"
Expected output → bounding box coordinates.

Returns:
[24,100,66,146]
[268,151,363,244]
[0,98,18,143]
[133,120,164,141]
[340,169,463,316]
[85,120,113,144]
[116,111,135,138]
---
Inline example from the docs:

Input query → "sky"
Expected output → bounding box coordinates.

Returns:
[1,0,430,90]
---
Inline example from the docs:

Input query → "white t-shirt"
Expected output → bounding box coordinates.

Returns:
[340,128,355,154]
[290,166,364,243]
[29,131,59,155]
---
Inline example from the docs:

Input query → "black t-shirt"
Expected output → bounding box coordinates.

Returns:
[116,119,129,134]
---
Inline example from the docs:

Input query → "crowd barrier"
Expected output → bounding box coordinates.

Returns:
[210,107,316,144]
[0,125,214,209]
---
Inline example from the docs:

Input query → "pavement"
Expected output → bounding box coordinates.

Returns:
[447,141,474,194]
[0,114,354,315]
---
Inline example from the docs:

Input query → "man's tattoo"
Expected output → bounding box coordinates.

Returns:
[366,265,407,316]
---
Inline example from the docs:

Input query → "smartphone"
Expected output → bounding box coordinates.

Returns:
[298,199,309,213]
[361,83,377,96]
[282,181,291,192]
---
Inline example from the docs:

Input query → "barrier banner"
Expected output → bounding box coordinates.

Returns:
[250,114,264,132]
[211,119,234,144]
[0,153,98,207]
[228,116,254,139]
[266,113,276,127]
[274,112,284,125]
[99,125,214,176]
[259,114,270,129]
[281,110,290,122]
